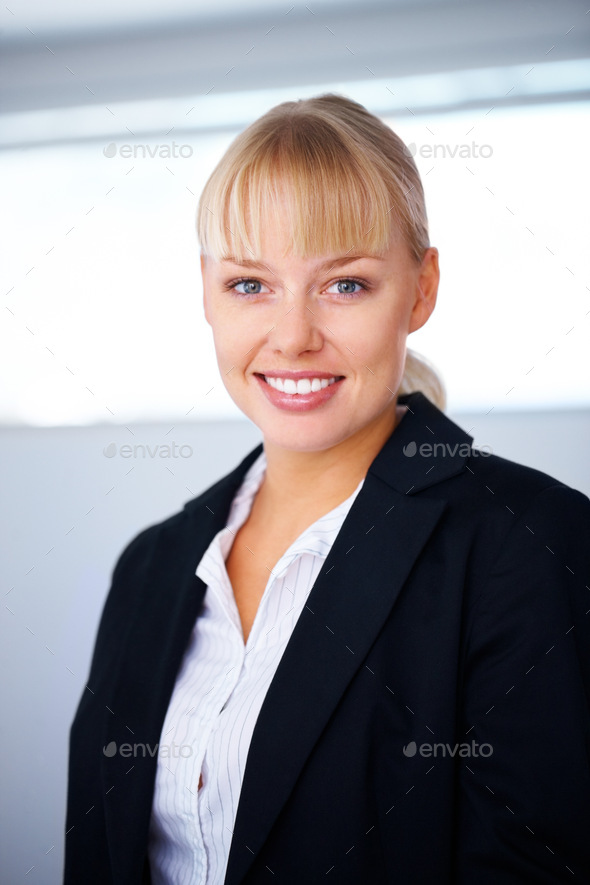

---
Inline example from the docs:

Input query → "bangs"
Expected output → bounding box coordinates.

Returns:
[198,114,406,263]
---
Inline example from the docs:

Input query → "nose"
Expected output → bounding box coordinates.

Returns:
[268,296,324,360]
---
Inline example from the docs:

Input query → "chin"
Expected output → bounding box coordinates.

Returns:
[256,419,361,454]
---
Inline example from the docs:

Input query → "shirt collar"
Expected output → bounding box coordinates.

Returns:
[197,448,365,584]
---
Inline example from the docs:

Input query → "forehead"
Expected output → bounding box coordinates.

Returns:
[217,252,387,271]
[202,238,410,277]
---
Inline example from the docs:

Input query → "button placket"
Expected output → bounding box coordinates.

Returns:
[194,639,244,884]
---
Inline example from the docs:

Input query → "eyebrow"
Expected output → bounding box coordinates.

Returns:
[221,254,385,271]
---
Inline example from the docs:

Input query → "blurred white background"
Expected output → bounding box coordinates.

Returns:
[1,0,589,882]
[2,75,589,423]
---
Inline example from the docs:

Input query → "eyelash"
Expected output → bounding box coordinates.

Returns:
[223,276,370,299]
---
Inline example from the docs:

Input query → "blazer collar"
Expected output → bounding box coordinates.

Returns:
[369,390,474,495]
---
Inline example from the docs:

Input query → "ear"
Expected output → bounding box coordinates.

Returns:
[409,247,439,334]
[200,254,211,326]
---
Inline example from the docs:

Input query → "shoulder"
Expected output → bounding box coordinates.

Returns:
[391,392,589,546]
[433,451,590,597]
[441,453,590,660]
[457,455,590,720]
[394,393,590,587]
[449,449,590,542]
[462,451,590,569]
[464,447,585,503]
[450,447,588,521]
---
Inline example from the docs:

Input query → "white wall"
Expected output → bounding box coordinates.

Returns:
[1,408,588,883]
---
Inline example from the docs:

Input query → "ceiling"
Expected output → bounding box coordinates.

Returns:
[1,0,588,114]
[0,0,422,41]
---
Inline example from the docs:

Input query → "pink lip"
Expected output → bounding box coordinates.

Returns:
[254,374,344,412]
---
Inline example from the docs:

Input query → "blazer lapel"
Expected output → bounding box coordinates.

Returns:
[101,444,263,882]
[225,392,473,884]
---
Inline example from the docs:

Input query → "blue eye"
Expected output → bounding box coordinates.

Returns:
[338,280,360,295]
[327,278,367,297]
[234,278,263,295]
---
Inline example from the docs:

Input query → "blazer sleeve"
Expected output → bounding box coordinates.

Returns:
[64,525,158,885]
[454,483,590,883]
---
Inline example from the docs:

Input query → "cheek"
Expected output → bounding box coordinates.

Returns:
[209,308,262,372]
[352,310,408,368]
[208,305,241,347]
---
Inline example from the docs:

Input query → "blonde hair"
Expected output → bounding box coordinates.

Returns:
[197,92,446,411]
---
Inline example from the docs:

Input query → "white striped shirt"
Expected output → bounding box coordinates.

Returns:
[147,449,365,884]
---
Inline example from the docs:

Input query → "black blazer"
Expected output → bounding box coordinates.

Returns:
[64,392,590,884]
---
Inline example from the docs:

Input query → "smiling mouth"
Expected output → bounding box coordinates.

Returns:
[256,374,344,395]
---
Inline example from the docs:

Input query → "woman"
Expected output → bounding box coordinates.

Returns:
[64,94,590,884]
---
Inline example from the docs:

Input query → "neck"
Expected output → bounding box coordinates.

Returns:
[257,401,407,519]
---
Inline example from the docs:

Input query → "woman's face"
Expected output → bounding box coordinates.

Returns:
[201,216,439,455]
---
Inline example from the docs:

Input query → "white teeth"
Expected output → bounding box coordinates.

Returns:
[295,378,312,395]
[263,376,339,395]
